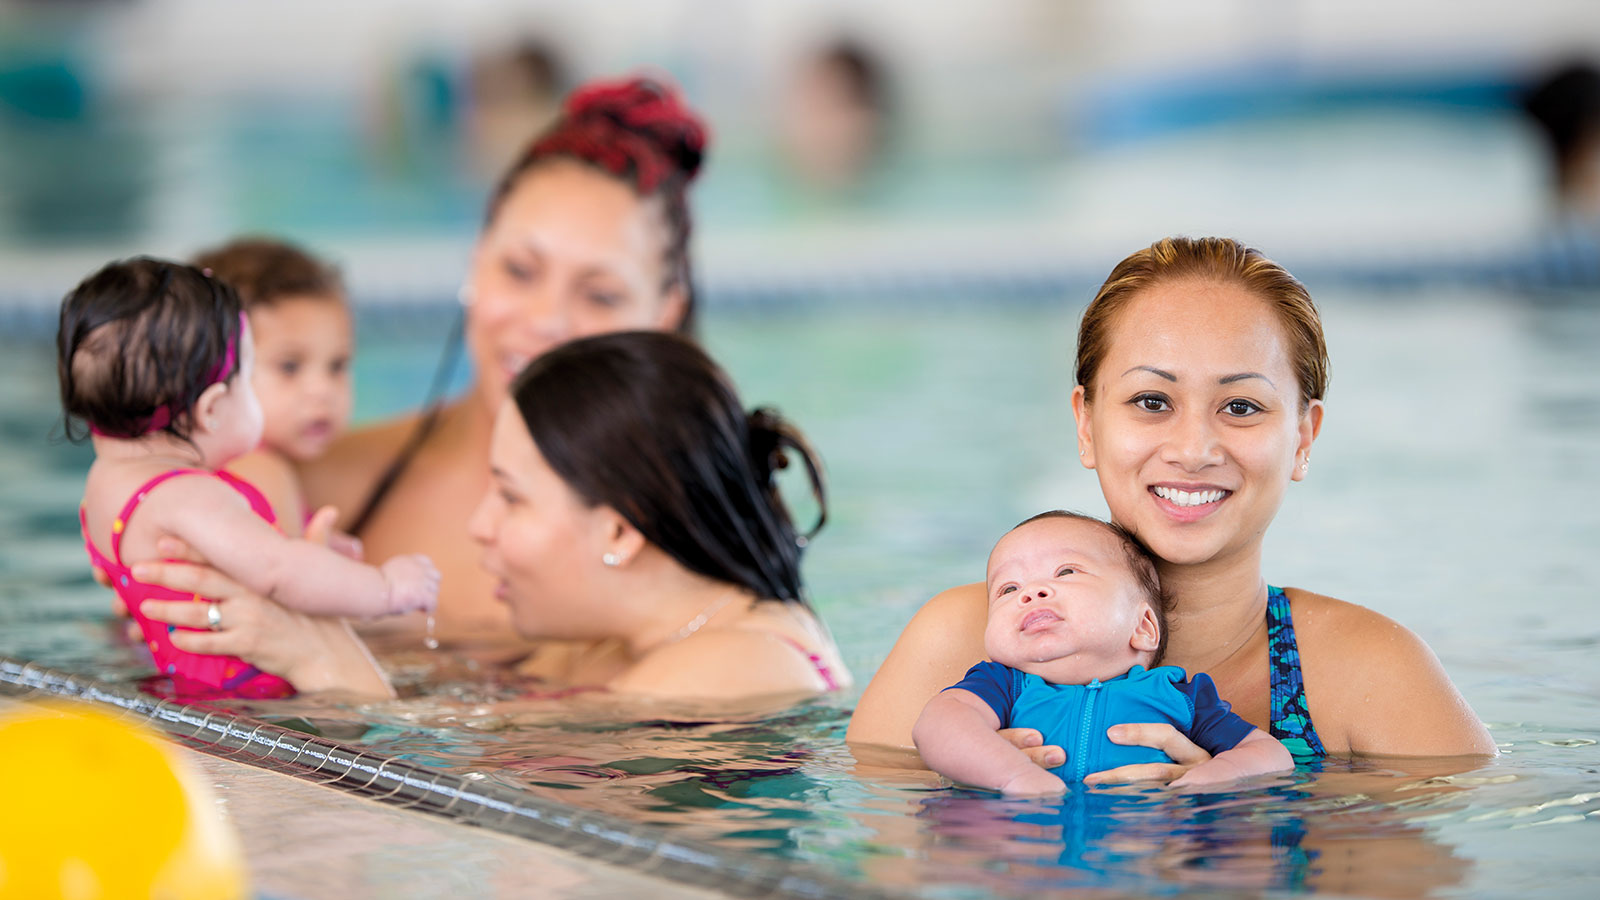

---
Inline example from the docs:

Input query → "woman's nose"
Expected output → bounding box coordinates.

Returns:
[466,493,497,546]
[1164,408,1224,470]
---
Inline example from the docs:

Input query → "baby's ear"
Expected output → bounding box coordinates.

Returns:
[190,381,231,434]
[1129,604,1160,653]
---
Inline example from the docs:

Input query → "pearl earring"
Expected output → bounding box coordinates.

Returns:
[457,283,474,307]
[602,552,620,567]
[1299,456,1310,472]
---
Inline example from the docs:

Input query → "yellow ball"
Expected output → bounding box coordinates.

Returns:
[0,702,247,900]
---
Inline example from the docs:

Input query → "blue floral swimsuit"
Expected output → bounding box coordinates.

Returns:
[1266,585,1326,759]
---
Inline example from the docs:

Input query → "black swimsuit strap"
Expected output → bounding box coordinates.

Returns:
[347,308,465,538]
[346,403,445,538]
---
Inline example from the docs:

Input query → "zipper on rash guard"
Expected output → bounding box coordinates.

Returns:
[1075,678,1103,782]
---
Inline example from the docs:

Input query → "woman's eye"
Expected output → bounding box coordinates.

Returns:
[277,360,300,377]
[1132,393,1170,412]
[1223,398,1263,417]
[584,290,624,309]
[503,259,535,283]
[329,357,350,376]
[498,489,520,506]
[1056,566,1076,577]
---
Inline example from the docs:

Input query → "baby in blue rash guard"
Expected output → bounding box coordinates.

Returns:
[913,511,1292,796]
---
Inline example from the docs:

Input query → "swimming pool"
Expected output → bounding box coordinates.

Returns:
[2,287,1598,897]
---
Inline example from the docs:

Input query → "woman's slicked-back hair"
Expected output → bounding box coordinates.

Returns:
[511,331,824,605]
[57,257,243,442]
[487,76,709,333]
[1075,237,1329,410]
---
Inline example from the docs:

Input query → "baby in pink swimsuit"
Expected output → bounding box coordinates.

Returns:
[59,258,439,698]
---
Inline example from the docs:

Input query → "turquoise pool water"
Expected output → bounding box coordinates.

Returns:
[2,289,1598,896]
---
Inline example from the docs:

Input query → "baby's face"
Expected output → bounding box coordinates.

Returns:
[248,296,354,462]
[984,516,1157,684]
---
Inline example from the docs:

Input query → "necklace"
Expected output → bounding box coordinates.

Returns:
[661,594,736,648]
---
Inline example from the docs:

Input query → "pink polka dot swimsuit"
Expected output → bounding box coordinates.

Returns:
[80,469,296,699]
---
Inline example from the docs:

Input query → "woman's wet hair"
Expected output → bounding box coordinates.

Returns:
[57,258,244,442]
[1076,236,1330,411]
[511,331,824,605]
[1013,510,1169,666]
[486,76,708,332]
[192,236,345,311]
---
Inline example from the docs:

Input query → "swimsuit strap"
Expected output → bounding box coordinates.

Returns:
[106,468,210,567]
[102,468,277,567]
[774,635,840,692]
[1265,585,1327,758]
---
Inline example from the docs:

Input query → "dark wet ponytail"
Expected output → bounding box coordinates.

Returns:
[512,332,824,604]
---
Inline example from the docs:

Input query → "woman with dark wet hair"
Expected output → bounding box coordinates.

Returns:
[136,332,849,701]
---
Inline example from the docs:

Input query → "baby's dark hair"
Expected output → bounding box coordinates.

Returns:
[58,257,244,442]
[192,236,344,310]
[1012,510,1169,666]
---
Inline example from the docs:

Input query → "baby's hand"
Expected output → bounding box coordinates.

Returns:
[378,555,440,615]
[998,767,1067,797]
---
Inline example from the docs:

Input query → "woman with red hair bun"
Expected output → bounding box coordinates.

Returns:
[275,76,715,654]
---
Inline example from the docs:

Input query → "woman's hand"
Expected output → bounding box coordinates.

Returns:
[131,538,393,699]
[998,728,1066,771]
[1082,723,1214,786]
[133,560,315,681]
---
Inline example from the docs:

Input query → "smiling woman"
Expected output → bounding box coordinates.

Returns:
[848,236,1496,774]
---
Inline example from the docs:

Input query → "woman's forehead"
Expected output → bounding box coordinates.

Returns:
[1103,279,1296,380]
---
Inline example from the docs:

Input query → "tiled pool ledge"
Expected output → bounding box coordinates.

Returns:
[0,656,903,900]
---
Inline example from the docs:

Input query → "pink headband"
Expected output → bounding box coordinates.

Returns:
[89,311,245,438]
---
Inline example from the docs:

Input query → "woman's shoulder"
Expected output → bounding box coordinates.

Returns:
[612,626,833,700]
[1281,586,1495,756]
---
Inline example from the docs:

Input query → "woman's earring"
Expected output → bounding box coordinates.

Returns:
[602,552,620,567]
[457,283,475,307]
[1299,455,1310,472]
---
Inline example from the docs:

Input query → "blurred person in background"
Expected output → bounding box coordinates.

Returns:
[1520,60,1600,218]
[461,39,569,183]
[777,38,892,193]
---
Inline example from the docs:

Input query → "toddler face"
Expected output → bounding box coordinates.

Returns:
[248,296,353,462]
[984,516,1157,683]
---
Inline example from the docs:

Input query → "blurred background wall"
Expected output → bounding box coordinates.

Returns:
[1,0,1598,317]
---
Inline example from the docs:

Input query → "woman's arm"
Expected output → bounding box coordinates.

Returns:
[913,689,1065,795]
[132,560,394,698]
[847,583,990,753]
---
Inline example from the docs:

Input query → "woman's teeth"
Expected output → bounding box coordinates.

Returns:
[1152,486,1227,507]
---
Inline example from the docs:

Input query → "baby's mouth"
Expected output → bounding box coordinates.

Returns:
[1020,609,1061,632]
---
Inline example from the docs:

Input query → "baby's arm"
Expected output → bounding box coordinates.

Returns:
[143,476,436,618]
[1171,728,1293,787]
[913,689,1066,796]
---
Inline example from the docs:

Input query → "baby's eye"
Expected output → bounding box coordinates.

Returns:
[1222,398,1264,417]
[1056,566,1076,577]
[1131,393,1171,413]
[997,584,1017,596]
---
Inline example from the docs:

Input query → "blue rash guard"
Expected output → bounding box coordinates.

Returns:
[947,663,1257,783]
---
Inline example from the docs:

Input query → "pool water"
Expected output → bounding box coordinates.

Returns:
[2,289,1598,897]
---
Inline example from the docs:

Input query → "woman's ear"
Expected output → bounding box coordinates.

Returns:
[1130,604,1160,653]
[597,507,648,568]
[1291,399,1325,483]
[1071,385,1095,469]
[190,381,231,434]
[655,283,689,332]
